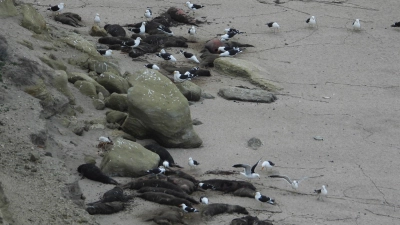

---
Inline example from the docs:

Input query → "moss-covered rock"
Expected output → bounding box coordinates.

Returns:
[39,56,67,71]
[0,0,18,18]
[96,72,130,94]
[21,4,47,34]
[175,81,202,101]
[52,70,75,104]
[214,57,282,92]
[104,93,128,112]
[106,110,128,125]
[89,25,108,37]
[62,33,99,57]
[74,80,97,98]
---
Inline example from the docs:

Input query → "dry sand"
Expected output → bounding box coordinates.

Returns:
[1,0,400,224]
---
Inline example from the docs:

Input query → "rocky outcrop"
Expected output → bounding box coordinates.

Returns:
[106,110,128,125]
[88,59,121,75]
[175,81,202,101]
[39,56,67,71]
[0,0,18,18]
[90,25,108,37]
[52,70,75,104]
[21,4,47,34]
[214,58,282,92]
[97,72,130,94]
[104,93,128,111]
[218,86,277,103]
[62,33,100,57]
[100,138,160,177]
[74,80,97,98]
[123,69,202,148]
[67,71,111,97]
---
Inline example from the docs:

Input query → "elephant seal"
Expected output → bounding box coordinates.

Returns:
[77,163,118,185]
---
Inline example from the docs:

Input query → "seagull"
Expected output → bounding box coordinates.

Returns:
[266,22,280,33]
[314,185,328,201]
[269,175,308,190]
[219,49,242,57]
[144,64,160,70]
[391,22,400,27]
[98,136,112,143]
[146,166,166,175]
[261,161,275,170]
[47,3,64,14]
[94,13,101,25]
[306,16,317,27]
[174,71,195,83]
[220,31,237,41]
[180,50,200,63]
[224,28,245,34]
[97,49,112,57]
[218,46,239,53]
[123,37,141,48]
[128,22,146,34]
[188,25,196,37]
[144,7,152,20]
[157,25,174,36]
[180,203,199,213]
[188,157,200,168]
[353,19,361,30]
[200,196,209,204]
[162,160,170,168]
[232,159,261,179]
[186,66,199,75]
[186,1,204,14]
[198,182,216,190]
[156,49,177,62]
[255,192,275,205]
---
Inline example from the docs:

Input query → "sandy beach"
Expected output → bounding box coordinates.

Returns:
[1,0,400,224]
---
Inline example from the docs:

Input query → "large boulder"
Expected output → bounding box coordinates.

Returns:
[52,70,75,104]
[218,87,277,103]
[21,4,47,34]
[175,81,202,101]
[106,110,128,125]
[88,59,121,75]
[67,72,110,97]
[73,80,97,98]
[0,0,18,18]
[62,33,99,57]
[104,93,128,111]
[100,138,159,177]
[214,58,282,92]
[96,72,130,94]
[123,69,202,148]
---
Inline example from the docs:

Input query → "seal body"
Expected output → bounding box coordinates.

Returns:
[77,163,118,185]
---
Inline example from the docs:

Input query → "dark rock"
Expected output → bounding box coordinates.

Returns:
[30,130,47,146]
[21,4,47,34]
[202,203,249,217]
[44,152,52,157]
[175,81,202,101]
[93,99,105,110]
[201,92,215,99]
[218,87,277,103]
[55,12,84,27]
[247,137,262,150]
[77,163,118,185]
[86,202,125,215]
[104,24,126,37]
[192,119,202,125]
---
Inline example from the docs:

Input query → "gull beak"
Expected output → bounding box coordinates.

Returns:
[261,167,264,170]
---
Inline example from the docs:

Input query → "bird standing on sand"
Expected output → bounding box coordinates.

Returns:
[180,203,199,213]
[144,64,160,70]
[255,192,275,205]
[261,161,275,170]
[47,3,64,14]
[314,185,328,201]
[94,13,101,25]
[353,19,361,30]
[188,157,200,168]
[186,1,204,14]
[144,7,152,20]
[97,49,112,57]
[188,26,196,36]
[266,22,280,33]
[306,16,317,28]
[269,175,308,190]
[146,166,166,175]
[232,159,261,179]
[200,196,209,204]
[219,48,242,57]
[180,50,200,63]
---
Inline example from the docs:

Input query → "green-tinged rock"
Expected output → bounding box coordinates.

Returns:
[89,25,108,37]
[18,40,34,50]
[39,56,67,71]
[67,72,110,97]
[97,72,130,94]
[62,33,99,57]
[106,110,128,125]
[21,4,47,34]
[218,86,277,103]
[52,70,75,104]
[175,81,202,101]
[88,59,121,76]
[104,93,128,112]
[123,69,202,148]
[74,80,97,98]
[0,0,18,18]
[214,57,282,92]
[93,99,105,110]
[100,138,159,177]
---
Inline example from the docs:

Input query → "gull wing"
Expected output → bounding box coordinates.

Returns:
[233,164,251,175]
[250,159,261,173]
[269,175,293,184]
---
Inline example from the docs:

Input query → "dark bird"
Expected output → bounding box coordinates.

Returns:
[266,22,280,33]
[144,64,160,70]
[186,1,204,14]
[180,203,199,213]
[157,25,174,36]
[146,166,166,175]
[391,22,400,27]
[219,48,242,57]
[156,49,177,62]
[255,192,275,205]
[179,50,200,63]
[128,22,146,34]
